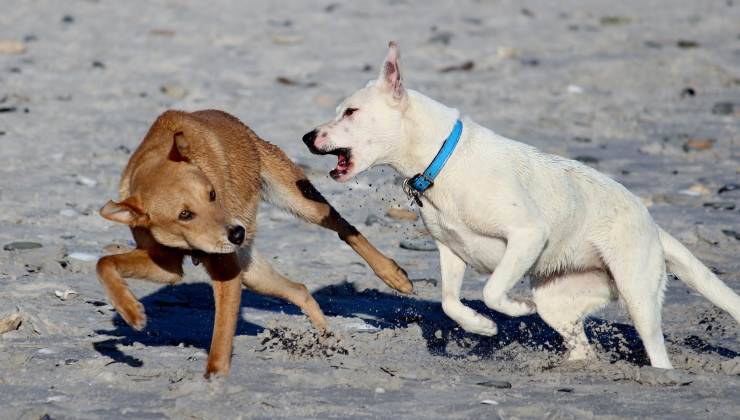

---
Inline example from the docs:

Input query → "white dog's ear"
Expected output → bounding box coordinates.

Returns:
[378,41,405,100]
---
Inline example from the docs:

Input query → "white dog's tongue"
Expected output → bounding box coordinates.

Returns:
[337,152,348,170]
[330,151,350,179]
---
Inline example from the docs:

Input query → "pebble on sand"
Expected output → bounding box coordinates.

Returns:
[567,84,584,94]
[682,138,715,152]
[638,142,664,156]
[722,230,740,241]
[149,29,176,37]
[711,102,736,116]
[496,46,517,60]
[0,40,27,54]
[3,241,43,251]
[271,35,303,45]
[276,76,317,88]
[678,183,711,197]
[59,208,79,217]
[676,40,699,49]
[399,239,436,252]
[702,201,735,211]
[599,16,632,26]
[0,313,22,335]
[439,61,475,73]
[160,84,188,100]
[573,155,599,165]
[476,380,513,389]
[313,95,335,108]
[386,208,418,221]
[718,183,739,194]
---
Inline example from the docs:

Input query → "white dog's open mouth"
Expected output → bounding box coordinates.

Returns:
[327,148,352,180]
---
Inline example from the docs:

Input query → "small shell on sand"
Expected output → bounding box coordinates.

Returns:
[54,289,78,301]
[68,252,99,262]
[75,175,98,187]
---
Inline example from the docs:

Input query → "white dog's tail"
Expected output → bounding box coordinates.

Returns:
[660,228,740,323]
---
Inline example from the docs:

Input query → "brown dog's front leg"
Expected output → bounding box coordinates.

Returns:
[96,249,184,330]
[202,253,243,378]
[331,218,413,294]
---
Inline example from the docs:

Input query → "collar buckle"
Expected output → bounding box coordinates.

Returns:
[402,177,424,207]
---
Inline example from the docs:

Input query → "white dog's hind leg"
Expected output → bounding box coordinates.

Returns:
[438,242,498,336]
[602,239,673,369]
[533,270,616,361]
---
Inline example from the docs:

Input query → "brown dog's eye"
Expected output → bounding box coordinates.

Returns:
[209,190,216,202]
[179,209,193,221]
[343,107,358,117]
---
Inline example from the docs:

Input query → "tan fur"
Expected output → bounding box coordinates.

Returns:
[97,110,412,378]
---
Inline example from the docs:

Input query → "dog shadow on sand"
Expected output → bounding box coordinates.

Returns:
[93,281,737,368]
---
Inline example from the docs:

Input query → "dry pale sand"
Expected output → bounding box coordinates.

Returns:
[1,0,739,418]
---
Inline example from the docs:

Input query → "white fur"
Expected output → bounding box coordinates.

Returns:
[307,43,740,369]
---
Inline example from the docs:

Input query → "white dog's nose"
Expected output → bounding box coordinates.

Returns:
[302,129,317,146]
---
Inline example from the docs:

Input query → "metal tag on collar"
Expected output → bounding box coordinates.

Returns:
[402,177,424,207]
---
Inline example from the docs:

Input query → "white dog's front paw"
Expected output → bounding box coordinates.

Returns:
[487,296,537,318]
[460,316,498,336]
[510,296,537,316]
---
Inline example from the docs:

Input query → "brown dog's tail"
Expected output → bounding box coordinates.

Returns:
[253,139,343,227]
[254,138,413,294]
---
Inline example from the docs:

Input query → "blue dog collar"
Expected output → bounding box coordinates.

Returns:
[403,119,463,206]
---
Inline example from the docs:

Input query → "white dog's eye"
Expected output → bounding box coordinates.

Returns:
[343,107,358,117]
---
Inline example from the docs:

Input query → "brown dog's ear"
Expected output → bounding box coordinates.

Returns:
[158,110,225,186]
[378,41,405,100]
[168,131,190,162]
[100,197,149,226]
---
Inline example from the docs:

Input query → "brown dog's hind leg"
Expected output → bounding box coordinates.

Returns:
[256,141,413,294]
[201,253,243,378]
[241,248,328,331]
[96,249,184,330]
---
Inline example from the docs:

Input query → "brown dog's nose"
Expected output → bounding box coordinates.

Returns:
[227,225,245,245]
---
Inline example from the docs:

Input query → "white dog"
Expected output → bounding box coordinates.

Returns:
[302,42,740,368]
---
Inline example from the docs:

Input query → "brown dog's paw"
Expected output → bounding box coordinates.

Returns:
[204,362,229,380]
[113,291,147,330]
[377,259,413,294]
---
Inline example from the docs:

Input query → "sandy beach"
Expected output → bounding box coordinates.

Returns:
[1,0,738,418]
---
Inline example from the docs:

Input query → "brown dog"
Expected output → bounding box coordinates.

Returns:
[96,109,412,377]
